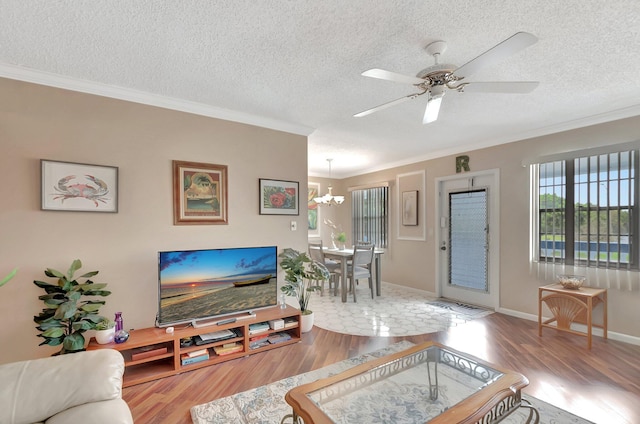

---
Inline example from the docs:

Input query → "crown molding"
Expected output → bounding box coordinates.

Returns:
[0,63,315,137]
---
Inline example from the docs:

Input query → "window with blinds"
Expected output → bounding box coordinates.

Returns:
[351,186,388,248]
[537,149,638,269]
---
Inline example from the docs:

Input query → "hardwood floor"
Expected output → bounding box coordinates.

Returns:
[123,313,640,424]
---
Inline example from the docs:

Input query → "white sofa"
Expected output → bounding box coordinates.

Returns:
[0,349,133,424]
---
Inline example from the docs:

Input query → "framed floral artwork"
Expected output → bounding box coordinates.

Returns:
[259,179,299,215]
[173,160,228,225]
[41,159,118,212]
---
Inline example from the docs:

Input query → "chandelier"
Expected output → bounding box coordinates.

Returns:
[314,159,344,206]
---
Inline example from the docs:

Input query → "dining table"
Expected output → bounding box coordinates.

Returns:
[323,247,385,302]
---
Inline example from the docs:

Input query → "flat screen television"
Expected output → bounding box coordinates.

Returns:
[157,246,278,327]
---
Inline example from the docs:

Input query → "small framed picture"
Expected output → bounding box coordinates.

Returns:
[259,179,299,215]
[173,160,228,225]
[308,182,321,236]
[402,190,418,226]
[41,160,118,212]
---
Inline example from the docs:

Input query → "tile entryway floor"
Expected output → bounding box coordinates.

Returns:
[284,281,494,337]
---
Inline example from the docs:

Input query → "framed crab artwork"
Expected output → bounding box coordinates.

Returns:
[41,160,118,212]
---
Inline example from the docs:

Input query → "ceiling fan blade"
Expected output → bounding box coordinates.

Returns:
[354,93,422,118]
[461,81,540,93]
[423,92,444,124]
[453,32,538,79]
[361,68,426,85]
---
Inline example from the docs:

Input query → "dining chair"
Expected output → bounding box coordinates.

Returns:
[308,239,339,296]
[335,244,375,302]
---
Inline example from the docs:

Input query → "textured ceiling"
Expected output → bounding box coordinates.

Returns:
[1,1,640,178]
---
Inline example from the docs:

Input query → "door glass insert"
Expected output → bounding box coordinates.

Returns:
[449,189,488,292]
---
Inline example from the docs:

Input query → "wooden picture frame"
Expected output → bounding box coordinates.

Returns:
[173,160,228,225]
[402,190,418,226]
[41,159,118,212]
[308,182,320,236]
[259,179,299,215]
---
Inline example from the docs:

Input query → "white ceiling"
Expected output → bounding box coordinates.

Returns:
[2,1,640,178]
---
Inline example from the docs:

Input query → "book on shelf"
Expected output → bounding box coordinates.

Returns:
[248,322,270,335]
[181,351,209,366]
[213,342,243,356]
[267,332,292,344]
[283,317,298,328]
[249,339,270,350]
[186,348,208,358]
[131,346,169,361]
[249,333,269,342]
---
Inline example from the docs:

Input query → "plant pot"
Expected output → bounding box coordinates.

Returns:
[300,311,314,333]
[95,327,115,344]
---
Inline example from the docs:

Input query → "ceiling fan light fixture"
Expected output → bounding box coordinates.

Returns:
[314,159,344,206]
[424,86,445,124]
[424,97,442,123]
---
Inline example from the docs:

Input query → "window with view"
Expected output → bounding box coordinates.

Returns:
[537,149,638,269]
[351,186,388,248]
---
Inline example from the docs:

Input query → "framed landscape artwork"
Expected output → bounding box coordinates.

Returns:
[259,179,299,215]
[173,160,228,225]
[41,159,118,212]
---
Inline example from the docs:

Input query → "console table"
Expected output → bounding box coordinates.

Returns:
[282,341,538,424]
[87,305,301,387]
[538,283,607,349]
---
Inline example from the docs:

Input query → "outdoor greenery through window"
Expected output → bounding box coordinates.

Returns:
[538,149,638,269]
[351,186,388,248]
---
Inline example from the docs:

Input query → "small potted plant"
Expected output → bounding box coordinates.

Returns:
[279,248,330,332]
[33,259,111,355]
[94,318,116,344]
[324,219,347,249]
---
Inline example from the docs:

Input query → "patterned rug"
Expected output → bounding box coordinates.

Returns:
[191,341,593,424]
[299,282,494,337]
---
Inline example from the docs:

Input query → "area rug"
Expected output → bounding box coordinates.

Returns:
[190,341,592,424]
[305,282,494,337]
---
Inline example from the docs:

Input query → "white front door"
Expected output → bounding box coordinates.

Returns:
[436,170,500,309]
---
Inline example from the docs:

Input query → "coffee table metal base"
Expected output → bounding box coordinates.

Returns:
[283,342,539,424]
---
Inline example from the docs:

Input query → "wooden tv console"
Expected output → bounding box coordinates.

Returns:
[87,305,301,387]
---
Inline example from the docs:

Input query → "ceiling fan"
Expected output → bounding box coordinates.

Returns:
[354,32,539,124]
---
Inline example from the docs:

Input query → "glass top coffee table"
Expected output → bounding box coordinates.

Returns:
[283,342,538,424]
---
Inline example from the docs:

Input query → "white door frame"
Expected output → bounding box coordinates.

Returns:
[434,169,501,310]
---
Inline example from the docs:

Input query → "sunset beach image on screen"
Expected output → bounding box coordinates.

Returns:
[157,246,278,326]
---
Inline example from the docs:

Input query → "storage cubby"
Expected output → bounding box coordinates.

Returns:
[87,305,301,387]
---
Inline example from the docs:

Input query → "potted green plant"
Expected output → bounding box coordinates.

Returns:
[94,318,116,344]
[279,248,330,333]
[335,232,347,249]
[33,259,111,355]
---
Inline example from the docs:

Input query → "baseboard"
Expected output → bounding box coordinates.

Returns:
[382,281,438,297]
[497,307,640,346]
[380,281,640,347]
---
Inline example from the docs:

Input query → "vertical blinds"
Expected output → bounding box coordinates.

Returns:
[351,186,388,248]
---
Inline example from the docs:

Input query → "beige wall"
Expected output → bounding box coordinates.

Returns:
[3,76,639,365]
[331,116,640,340]
[0,78,309,363]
